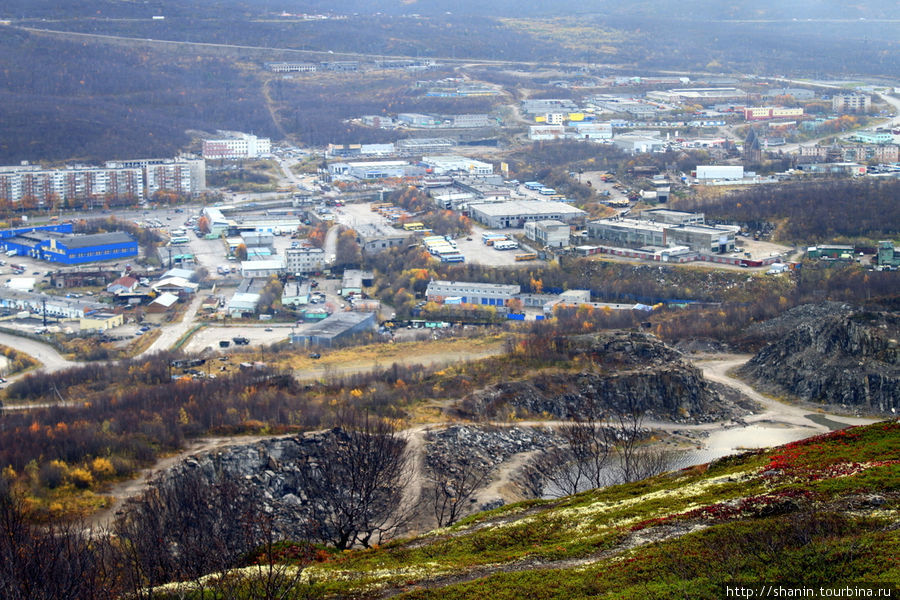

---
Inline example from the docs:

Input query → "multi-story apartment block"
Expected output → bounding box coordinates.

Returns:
[0,165,143,206]
[832,93,871,113]
[285,246,328,275]
[202,132,271,159]
[106,156,206,196]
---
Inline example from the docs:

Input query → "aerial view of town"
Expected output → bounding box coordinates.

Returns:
[0,0,897,598]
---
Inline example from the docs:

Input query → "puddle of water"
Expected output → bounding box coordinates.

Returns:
[675,420,846,470]
[804,413,855,431]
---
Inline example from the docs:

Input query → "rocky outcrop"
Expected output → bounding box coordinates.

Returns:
[739,306,900,413]
[455,332,732,423]
[425,425,558,474]
[146,429,395,542]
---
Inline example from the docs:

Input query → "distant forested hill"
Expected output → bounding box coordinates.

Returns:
[0,28,277,163]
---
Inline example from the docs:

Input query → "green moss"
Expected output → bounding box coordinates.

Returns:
[164,421,900,598]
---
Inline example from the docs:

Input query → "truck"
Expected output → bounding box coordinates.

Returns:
[5,249,17,257]
[232,336,250,345]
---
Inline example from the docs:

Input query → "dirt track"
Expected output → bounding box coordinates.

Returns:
[81,352,880,535]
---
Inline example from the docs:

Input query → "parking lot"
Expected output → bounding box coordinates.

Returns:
[181,323,304,354]
[336,201,540,267]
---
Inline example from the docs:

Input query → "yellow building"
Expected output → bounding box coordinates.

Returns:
[79,312,124,331]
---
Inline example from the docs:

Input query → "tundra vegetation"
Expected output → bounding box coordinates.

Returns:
[2,420,896,598]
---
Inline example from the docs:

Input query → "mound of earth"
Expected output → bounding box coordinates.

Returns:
[455,331,738,423]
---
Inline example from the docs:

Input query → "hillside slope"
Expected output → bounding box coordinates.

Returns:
[161,421,899,598]
[740,307,900,414]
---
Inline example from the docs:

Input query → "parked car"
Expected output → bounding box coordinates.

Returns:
[308,352,321,359]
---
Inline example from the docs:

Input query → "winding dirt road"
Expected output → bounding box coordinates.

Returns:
[6,338,881,533]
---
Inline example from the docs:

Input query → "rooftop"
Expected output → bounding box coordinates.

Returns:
[472,201,586,217]
[298,312,374,339]
[62,232,135,249]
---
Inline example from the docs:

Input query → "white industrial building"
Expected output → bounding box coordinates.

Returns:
[425,280,521,307]
[613,133,666,154]
[588,218,667,247]
[665,224,737,253]
[281,281,312,307]
[524,220,570,248]
[571,122,613,141]
[240,259,284,278]
[588,214,736,254]
[639,209,705,226]
[202,132,271,159]
[0,289,107,319]
[328,160,424,180]
[227,292,260,317]
[529,125,566,141]
[645,88,745,104]
[421,155,493,176]
[470,201,586,229]
[695,165,744,180]
[202,207,232,235]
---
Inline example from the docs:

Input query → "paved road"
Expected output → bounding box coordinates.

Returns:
[138,292,206,357]
[0,332,75,373]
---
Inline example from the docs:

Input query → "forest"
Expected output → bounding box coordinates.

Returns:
[674,179,900,243]
[12,4,900,78]
[0,29,276,163]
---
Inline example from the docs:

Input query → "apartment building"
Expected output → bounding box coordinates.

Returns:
[832,93,871,113]
[202,132,271,159]
[0,165,144,205]
[285,246,328,275]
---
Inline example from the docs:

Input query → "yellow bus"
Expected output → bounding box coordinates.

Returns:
[515,252,538,261]
[403,222,425,231]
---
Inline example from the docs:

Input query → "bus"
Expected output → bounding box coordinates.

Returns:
[524,181,543,190]
[403,222,425,231]
[371,202,393,211]
[539,188,557,196]
[515,252,538,261]
[169,236,190,245]
[494,240,519,250]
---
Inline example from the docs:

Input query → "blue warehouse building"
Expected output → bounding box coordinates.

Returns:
[1,225,138,265]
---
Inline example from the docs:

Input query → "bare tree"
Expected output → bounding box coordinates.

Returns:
[214,514,315,600]
[608,397,675,484]
[297,409,410,549]
[0,478,117,600]
[528,397,677,498]
[114,468,266,596]
[529,418,613,498]
[427,449,492,528]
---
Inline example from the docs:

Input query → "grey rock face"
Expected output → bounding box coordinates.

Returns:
[739,307,899,413]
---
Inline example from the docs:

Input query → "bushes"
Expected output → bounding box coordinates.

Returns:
[38,461,68,489]
[69,469,93,490]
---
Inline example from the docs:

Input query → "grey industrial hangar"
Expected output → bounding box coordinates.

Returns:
[289,312,376,348]
[469,201,585,229]
[587,217,737,254]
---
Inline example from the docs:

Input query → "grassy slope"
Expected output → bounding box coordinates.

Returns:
[239,421,900,599]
